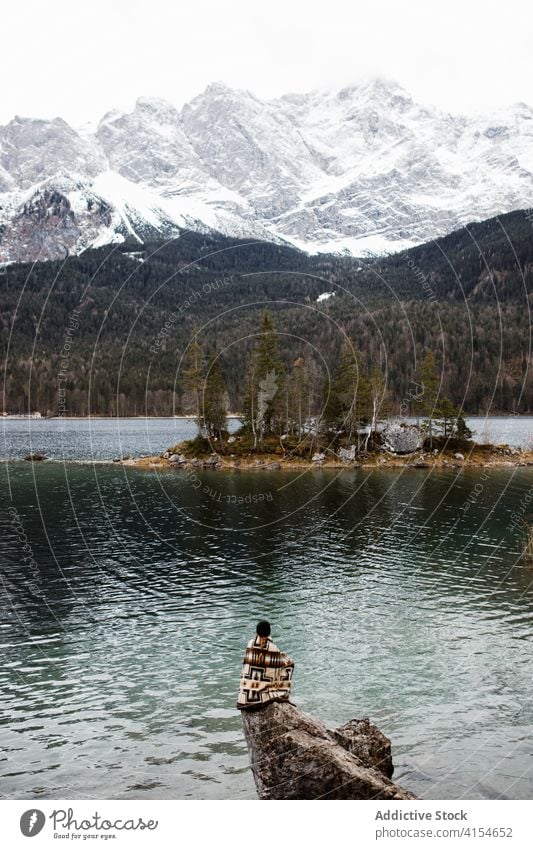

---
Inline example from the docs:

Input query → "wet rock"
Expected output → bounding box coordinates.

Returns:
[333,718,394,778]
[24,452,46,461]
[169,453,186,464]
[241,700,416,800]
[266,462,281,469]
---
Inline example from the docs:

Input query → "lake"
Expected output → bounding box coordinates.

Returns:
[1,415,532,462]
[1,448,532,800]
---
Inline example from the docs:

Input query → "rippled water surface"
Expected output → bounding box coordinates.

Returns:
[1,414,531,461]
[1,438,533,799]
[1,417,209,461]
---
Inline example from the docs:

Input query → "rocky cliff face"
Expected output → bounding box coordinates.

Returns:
[2,79,533,262]
[241,700,416,800]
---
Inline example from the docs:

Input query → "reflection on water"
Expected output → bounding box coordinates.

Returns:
[1,461,532,799]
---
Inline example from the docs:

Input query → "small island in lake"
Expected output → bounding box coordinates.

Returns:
[131,429,533,471]
[125,309,532,471]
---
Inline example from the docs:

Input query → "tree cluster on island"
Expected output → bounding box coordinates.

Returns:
[180,310,472,460]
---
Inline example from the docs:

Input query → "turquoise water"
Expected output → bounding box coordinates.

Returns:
[1,458,532,800]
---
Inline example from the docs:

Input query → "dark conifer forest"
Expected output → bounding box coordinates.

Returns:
[1,209,532,416]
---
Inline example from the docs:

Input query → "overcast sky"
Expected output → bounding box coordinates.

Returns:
[2,0,531,125]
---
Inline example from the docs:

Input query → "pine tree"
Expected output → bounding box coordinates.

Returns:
[416,351,440,448]
[321,342,370,443]
[242,309,286,445]
[455,410,472,440]
[181,331,204,432]
[288,356,310,439]
[437,397,456,438]
[201,357,228,443]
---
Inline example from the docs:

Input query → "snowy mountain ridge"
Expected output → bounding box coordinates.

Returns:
[1,78,533,262]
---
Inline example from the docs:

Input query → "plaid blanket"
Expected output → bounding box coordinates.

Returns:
[237,635,294,710]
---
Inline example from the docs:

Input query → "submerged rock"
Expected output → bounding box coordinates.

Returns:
[241,700,416,800]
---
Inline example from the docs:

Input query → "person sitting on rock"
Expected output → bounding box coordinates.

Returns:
[237,620,294,710]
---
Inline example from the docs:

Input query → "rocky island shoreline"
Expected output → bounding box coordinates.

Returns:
[124,438,533,472]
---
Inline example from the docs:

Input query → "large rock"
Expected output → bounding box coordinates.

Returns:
[338,445,356,463]
[383,422,424,454]
[169,453,186,464]
[241,700,416,800]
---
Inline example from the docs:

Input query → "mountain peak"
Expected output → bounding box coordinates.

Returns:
[337,77,413,109]
[2,81,533,263]
[195,81,260,105]
[203,81,235,96]
[134,96,180,115]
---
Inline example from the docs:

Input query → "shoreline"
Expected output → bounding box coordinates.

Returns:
[4,453,533,470]
[128,445,533,471]
[5,438,532,470]
[1,414,243,421]
[2,414,532,420]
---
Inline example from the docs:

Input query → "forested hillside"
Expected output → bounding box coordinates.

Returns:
[1,209,532,416]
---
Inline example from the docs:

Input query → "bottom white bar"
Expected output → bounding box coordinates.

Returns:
[1,799,531,849]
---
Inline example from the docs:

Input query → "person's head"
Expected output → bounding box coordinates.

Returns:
[256,620,271,638]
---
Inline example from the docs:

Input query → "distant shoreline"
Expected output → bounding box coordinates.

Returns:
[2,414,531,421]
[2,415,241,420]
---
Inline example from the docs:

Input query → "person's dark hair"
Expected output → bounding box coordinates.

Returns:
[256,620,271,637]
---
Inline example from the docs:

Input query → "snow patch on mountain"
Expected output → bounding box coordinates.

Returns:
[2,79,533,262]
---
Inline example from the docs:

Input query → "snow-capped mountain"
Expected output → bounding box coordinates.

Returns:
[2,79,533,263]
